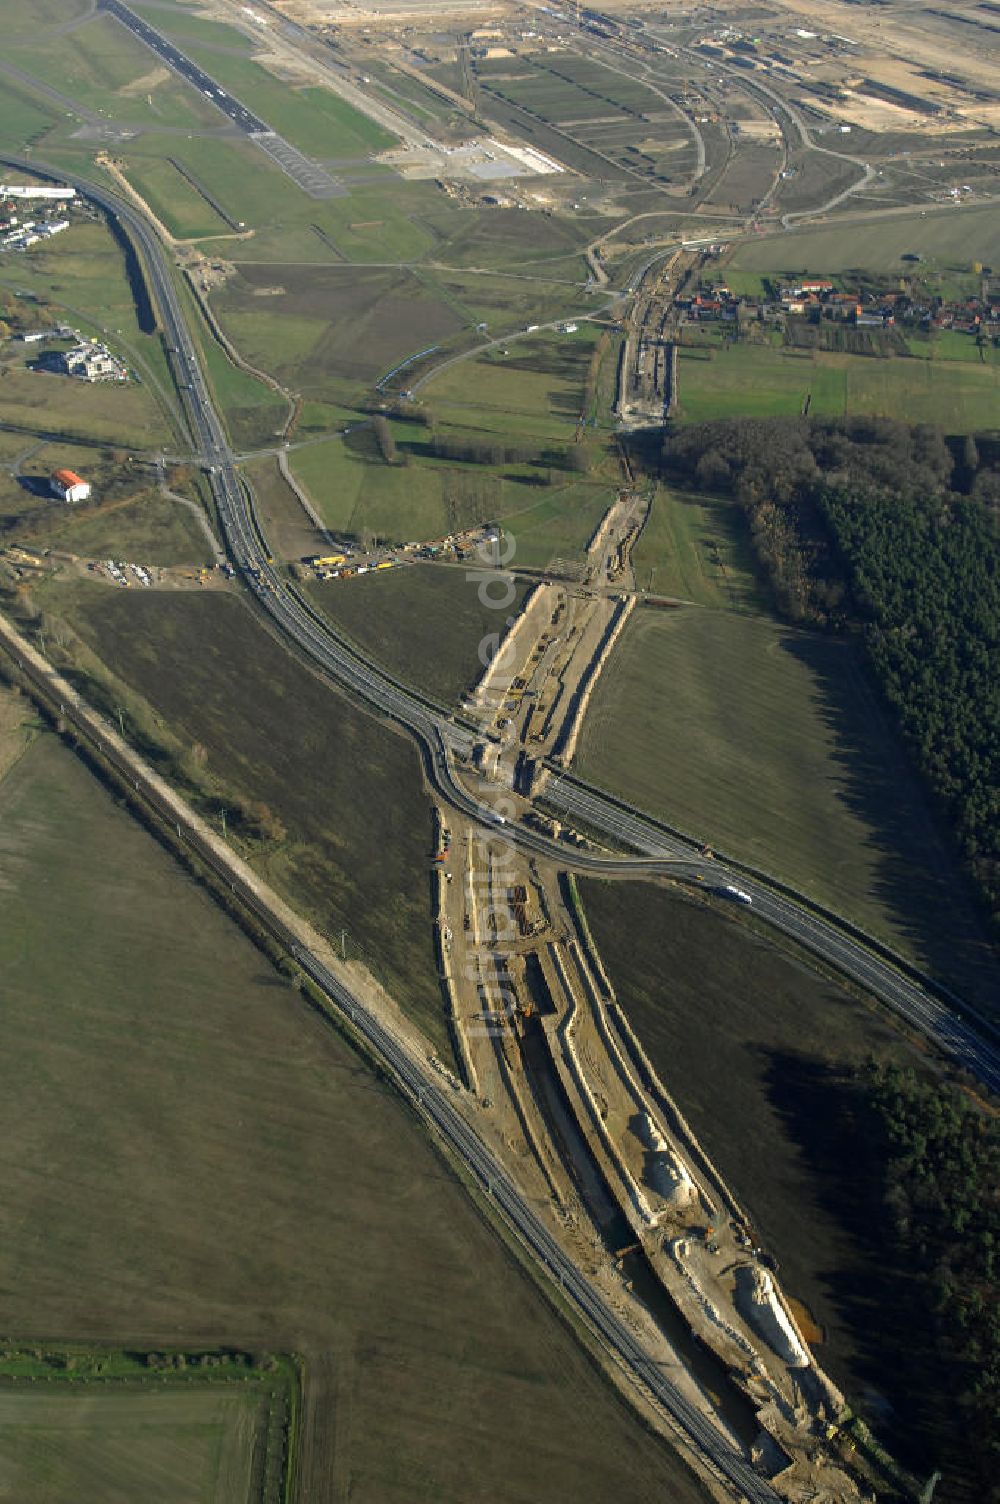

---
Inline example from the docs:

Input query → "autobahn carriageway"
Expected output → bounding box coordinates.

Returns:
[5,146,999,1498]
[2,152,996,1094]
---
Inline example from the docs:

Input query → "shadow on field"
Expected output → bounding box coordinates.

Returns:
[763,1049,955,1484]
[778,633,993,1007]
[17,474,51,497]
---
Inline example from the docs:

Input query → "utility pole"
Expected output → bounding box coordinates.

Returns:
[340,929,347,959]
[116,705,125,738]
[220,807,227,840]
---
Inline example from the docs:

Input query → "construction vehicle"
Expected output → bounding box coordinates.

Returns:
[307,553,347,568]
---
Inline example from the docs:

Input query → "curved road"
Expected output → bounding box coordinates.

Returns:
[291,949,781,1504]
[0,611,776,1503]
[3,154,996,1101]
[6,150,998,1495]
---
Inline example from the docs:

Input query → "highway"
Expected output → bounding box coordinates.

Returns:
[0,603,775,1503]
[5,150,998,1495]
[5,152,996,1101]
[541,778,1000,1095]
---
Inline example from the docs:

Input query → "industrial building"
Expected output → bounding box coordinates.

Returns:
[0,183,75,200]
[50,469,91,504]
[55,342,128,383]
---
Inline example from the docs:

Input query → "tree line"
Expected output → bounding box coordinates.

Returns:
[870,1063,1000,1500]
[365,416,597,476]
[661,416,1000,932]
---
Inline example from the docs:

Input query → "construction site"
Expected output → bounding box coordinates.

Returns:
[616,247,701,427]
[419,492,876,1501]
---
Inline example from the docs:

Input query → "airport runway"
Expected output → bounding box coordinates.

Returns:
[98,0,345,197]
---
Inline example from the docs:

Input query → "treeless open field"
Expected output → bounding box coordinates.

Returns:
[630,487,764,610]
[44,487,214,567]
[576,607,993,1006]
[676,341,1000,432]
[0,362,169,451]
[727,203,1000,275]
[51,585,449,1054]
[0,730,711,1504]
[213,264,466,400]
[307,562,530,706]
[2,10,220,129]
[0,1389,263,1504]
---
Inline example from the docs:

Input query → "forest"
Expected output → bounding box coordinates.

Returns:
[661,417,1000,934]
[870,1064,1000,1500]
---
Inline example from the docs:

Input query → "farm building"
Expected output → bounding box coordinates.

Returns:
[50,469,91,504]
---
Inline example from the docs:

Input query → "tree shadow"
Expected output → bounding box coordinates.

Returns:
[762,1049,955,1481]
[778,632,996,1008]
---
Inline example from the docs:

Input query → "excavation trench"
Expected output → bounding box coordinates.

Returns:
[516,1014,761,1448]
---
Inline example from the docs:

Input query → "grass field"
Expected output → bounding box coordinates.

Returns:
[420,269,585,331]
[0,220,177,426]
[578,878,942,1479]
[703,143,782,214]
[44,487,214,567]
[575,608,994,1003]
[416,205,602,272]
[308,562,530,705]
[500,478,616,567]
[0,362,169,450]
[427,328,610,438]
[5,13,220,130]
[774,149,862,217]
[179,276,288,451]
[727,203,1000,275]
[232,179,448,266]
[0,1389,264,1503]
[291,435,457,540]
[0,69,59,148]
[52,586,448,1050]
[179,45,398,158]
[4,0,92,36]
[213,263,466,402]
[118,133,309,234]
[129,0,258,54]
[211,269,598,414]
[291,435,615,562]
[0,729,712,1504]
[243,453,327,562]
[906,328,997,363]
[675,341,1000,431]
[631,487,764,609]
[105,129,444,261]
[119,154,232,241]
